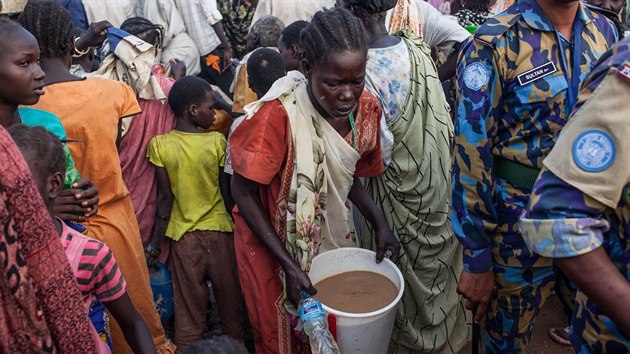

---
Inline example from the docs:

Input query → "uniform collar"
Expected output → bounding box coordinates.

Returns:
[517,0,593,32]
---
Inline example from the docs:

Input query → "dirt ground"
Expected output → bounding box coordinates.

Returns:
[458,294,574,354]
[202,286,574,353]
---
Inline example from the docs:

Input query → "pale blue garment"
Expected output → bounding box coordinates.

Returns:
[366,39,412,126]
[365,39,411,167]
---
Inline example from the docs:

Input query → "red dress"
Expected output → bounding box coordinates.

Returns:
[0,126,96,353]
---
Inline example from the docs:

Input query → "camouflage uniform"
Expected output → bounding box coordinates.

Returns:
[521,37,630,354]
[451,0,617,352]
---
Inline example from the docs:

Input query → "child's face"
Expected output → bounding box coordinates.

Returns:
[0,28,45,107]
[304,49,366,119]
[192,91,217,130]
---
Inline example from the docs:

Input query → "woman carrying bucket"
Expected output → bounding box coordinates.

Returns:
[230,7,400,354]
[340,0,469,353]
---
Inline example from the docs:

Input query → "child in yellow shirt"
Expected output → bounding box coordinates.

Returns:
[145,76,244,352]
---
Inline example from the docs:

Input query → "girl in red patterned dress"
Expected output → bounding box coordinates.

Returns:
[9,124,156,354]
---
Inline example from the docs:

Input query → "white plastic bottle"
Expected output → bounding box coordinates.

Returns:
[298,293,340,354]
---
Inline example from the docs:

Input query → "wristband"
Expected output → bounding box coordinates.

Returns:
[73,37,90,58]
[146,243,161,257]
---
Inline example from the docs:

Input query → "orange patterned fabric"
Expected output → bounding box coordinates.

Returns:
[388,0,422,37]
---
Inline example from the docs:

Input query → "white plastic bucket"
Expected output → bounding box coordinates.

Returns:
[308,247,404,354]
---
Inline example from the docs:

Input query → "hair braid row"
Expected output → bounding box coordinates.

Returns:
[120,17,164,48]
[300,7,367,67]
[18,0,74,58]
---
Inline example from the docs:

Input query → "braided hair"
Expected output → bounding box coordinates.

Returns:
[8,124,66,179]
[120,16,164,48]
[18,0,74,59]
[300,7,368,68]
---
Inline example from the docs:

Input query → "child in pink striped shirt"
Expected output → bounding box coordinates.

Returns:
[8,124,156,354]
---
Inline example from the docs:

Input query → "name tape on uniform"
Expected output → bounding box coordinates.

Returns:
[617,63,630,83]
[517,62,557,86]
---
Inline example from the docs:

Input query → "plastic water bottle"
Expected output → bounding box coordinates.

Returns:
[298,293,340,354]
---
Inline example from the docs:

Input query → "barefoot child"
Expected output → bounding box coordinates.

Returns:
[145,76,244,353]
[8,124,156,354]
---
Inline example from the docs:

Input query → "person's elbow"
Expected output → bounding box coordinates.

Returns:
[231,173,258,203]
[117,307,146,331]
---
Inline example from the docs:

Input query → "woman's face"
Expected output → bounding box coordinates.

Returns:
[304,49,367,119]
[0,27,45,107]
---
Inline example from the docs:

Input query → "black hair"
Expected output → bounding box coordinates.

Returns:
[0,18,25,48]
[18,0,74,58]
[0,18,28,56]
[339,0,391,27]
[8,124,66,178]
[280,20,309,48]
[184,336,249,354]
[250,15,285,48]
[465,0,492,13]
[120,16,164,48]
[247,48,286,96]
[168,76,214,117]
[300,7,368,67]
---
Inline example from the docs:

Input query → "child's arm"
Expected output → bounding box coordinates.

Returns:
[104,293,156,354]
[145,166,174,267]
[219,167,234,218]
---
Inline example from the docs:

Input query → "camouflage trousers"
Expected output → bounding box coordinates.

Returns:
[479,264,575,353]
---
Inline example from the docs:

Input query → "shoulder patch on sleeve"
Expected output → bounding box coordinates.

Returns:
[617,63,630,83]
[572,130,616,172]
[463,62,491,90]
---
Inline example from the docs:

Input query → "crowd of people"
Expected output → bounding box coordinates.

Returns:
[1,0,630,353]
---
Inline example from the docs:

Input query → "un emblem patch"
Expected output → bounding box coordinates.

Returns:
[572,130,616,173]
[464,62,490,90]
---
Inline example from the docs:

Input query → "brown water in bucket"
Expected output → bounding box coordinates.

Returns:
[315,271,398,314]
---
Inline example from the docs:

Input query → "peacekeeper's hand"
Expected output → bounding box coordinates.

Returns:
[374,226,400,264]
[284,261,317,307]
[76,20,113,51]
[54,178,99,222]
[457,270,495,323]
